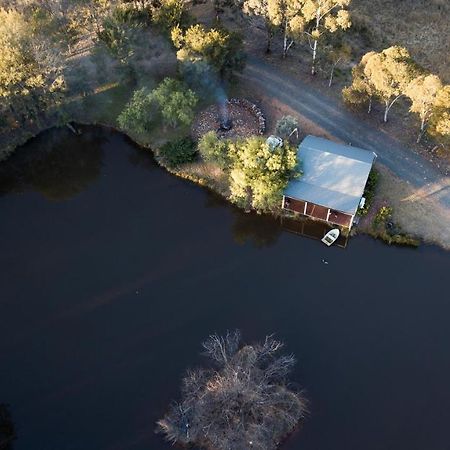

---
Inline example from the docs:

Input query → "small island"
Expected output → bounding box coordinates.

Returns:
[157,331,307,450]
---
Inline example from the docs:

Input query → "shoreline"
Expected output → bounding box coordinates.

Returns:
[2,121,426,249]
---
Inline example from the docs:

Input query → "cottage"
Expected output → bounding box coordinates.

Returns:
[282,136,376,229]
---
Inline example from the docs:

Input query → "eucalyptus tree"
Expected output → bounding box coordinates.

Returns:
[269,0,306,58]
[363,46,418,123]
[406,74,443,143]
[428,85,450,142]
[242,0,304,58]
[326,41,351,87]
[0,7,66,127]
[344,46,418,123]
[300,0,351,75]
[342,51,378,113]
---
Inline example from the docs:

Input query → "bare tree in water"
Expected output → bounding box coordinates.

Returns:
[157,331,307,450]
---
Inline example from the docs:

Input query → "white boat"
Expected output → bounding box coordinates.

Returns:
[321,229,340,246]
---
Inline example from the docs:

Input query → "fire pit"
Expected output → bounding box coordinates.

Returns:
[218,117,233,132]
[192,98,265,139]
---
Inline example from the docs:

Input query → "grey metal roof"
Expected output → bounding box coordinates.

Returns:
[284,136,376,214]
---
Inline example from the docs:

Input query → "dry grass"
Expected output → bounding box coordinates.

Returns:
[359,163,450,249]
[350,0,450,82]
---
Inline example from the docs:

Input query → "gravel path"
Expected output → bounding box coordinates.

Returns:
[241,56,450,209]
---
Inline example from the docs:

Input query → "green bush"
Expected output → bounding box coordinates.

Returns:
[358,168,379,215]
[159,137,197,167]
[152,78,198,128]
[118,87,155,134]
[198,131,230,168]
[374,206,393,225]
[275,116,299,140]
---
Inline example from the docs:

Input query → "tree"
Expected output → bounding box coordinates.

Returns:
[97,7,144,64]
[428,85,450,142]
[228,136,298,211]
[406,75,443,143]
[243,0,276,53]
[243,0,304,57]
[172,24,245,79]
[300,0,351,75]
[151,77,198,127]
[198,131,230,168]
[0,7,66,128]
[152,0,187,33]
[342,51,377,113]
[117,87,155,134]
[275,115,299,139]
[270,0,306,58]
[157,331,307,450]
[363,46,418,123]
[74,0,115,35]
[326,41,351,87]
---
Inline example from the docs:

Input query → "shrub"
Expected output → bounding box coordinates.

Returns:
[159,137,197,167]
[358,167,379,215]
[197,131,230,168]
[117,87,155,134]
[275,115,299,140]
[374,206,393,225]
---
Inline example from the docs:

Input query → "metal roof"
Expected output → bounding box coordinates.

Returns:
[284,136,376,214]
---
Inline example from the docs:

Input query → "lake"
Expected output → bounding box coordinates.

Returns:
[1,126,450,450]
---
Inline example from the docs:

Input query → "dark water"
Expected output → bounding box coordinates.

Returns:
[1,127,450,450]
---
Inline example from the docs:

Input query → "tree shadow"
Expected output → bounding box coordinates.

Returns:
[231,209,282,248]
[0,126,105,201]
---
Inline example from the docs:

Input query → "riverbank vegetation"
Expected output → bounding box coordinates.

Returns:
[160,133,299,212]
[157,331,307,450]
[369,204,420,247]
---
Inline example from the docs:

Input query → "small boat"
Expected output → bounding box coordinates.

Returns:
[321,229,340,246]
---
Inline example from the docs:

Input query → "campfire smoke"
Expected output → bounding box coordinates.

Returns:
[217,92,232,132]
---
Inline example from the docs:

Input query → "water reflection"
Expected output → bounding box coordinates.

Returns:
[0,404,15,450]
[0,127,105,200]
[281,215,349,248]
[231,209,282,248]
